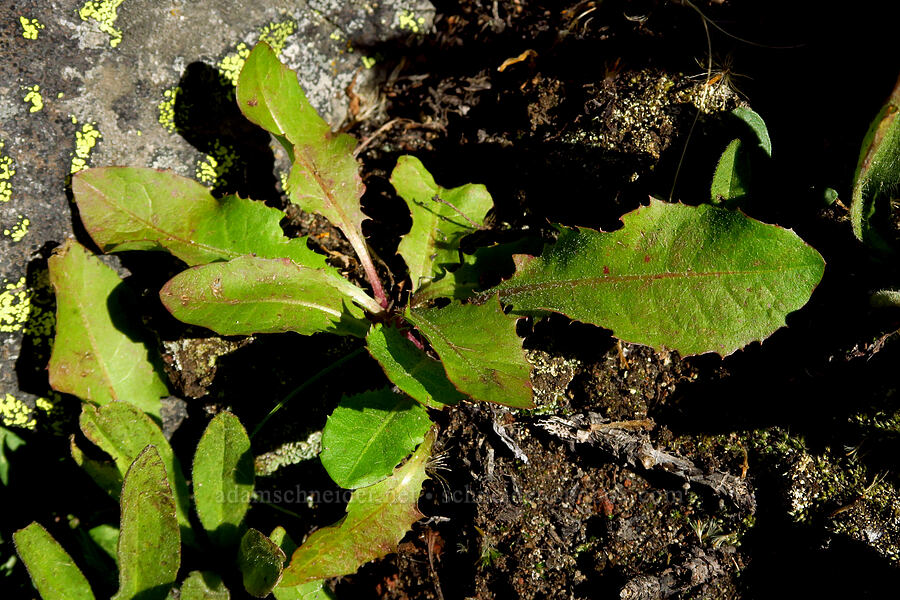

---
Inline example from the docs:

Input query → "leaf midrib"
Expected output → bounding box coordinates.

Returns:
[290,465,425,578]
[498,263,821,296]
[258,68,362,249]
[185,294,346,319]
[402,193,475,282]
[342,398,415,486]
[80,178,239,261]
[410,311,483,387]
[71,269,118,402]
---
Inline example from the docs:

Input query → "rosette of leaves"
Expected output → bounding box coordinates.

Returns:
[60,41,825,589]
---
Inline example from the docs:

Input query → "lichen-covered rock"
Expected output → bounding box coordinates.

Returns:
[0,0,433,429]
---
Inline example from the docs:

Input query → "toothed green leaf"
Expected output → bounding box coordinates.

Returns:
[406,297,533,408]
[320,388,433,488]
[14,522,95,600]
[72,167,327,268]
[159,256,374,337]
[281,431,434,586]
[269,528,333,600]
[392,156,493,290]
[236,42,379,295]
[494,199,825,356]
[412,239,544,305]
[366,324,464,408]
[112,445,180,600]
[48,239,168,418]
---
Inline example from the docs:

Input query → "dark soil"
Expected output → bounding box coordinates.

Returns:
[327,1,900,598]
[4,1,900,599]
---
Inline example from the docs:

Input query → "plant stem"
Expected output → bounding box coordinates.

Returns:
[250,346,367,439]
[358,249,389,309]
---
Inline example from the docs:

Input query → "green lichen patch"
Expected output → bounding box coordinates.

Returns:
[254,431,323,476]
[524,349,577,416]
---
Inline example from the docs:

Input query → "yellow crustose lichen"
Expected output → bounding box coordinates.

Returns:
[0,394,36,430]
[157,86,181,133]
[70,122,101,174]
[397,10,426,33]
[217,43,253,87]
[0,142,14,204]
[0,277,31,333]
[78,0,126,48]
[195,140,239,188]
[19,17,44,40]
[3,217,30,243]
[23,85,43,113]
[258,19,296,55]
[217,19,297,87]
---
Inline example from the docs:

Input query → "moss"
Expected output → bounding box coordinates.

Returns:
[733,425,900,562]
[560,69,740,161]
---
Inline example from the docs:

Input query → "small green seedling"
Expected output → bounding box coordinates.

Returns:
[710,106,772,208]
[14,403,328,598]
[26,41,824,594]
